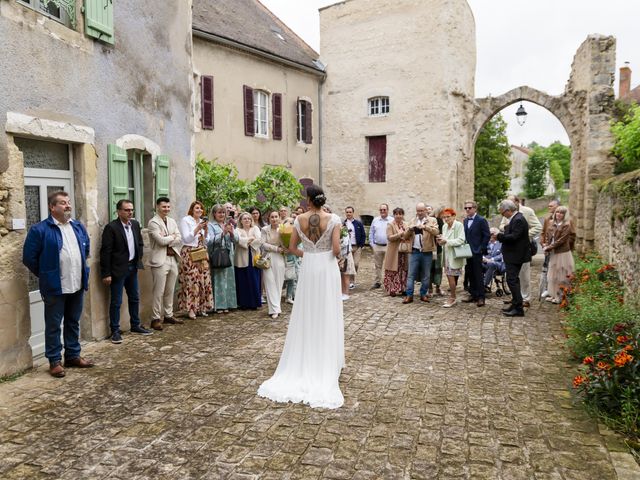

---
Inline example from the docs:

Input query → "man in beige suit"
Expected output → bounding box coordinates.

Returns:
[148,197,182,330]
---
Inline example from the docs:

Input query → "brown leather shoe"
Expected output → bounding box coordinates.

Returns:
[49,361,65,378]
[420,295,430,302]
[64,357,95,368]
[163,316,184,325]
[402,296,413,304]
[523,301,531,308]
[151,319,163,330]
[476,299,486,307]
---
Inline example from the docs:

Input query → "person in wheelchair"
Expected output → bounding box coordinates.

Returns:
[483,227,505,293]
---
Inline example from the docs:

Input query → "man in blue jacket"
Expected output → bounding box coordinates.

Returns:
[343,206,366,289]
[462,200,491,307]
[23,191,95,378]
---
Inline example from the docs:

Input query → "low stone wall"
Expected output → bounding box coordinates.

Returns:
[594,170,640,303]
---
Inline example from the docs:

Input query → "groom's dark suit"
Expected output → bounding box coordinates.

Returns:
[463,213,490,301]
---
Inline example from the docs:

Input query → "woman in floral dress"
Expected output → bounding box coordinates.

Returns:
[207,204,238,313]
[178,201,213,318]
[383,207,409,296]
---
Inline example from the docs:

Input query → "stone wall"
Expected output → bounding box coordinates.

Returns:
[319,0,476,218]
[594,170,640,303]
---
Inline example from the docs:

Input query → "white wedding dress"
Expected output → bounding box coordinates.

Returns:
[258,214,345,409]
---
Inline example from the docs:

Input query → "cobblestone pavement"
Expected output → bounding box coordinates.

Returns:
[1,251,639,480]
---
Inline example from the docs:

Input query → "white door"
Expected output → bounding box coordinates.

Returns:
[18,137,74,359]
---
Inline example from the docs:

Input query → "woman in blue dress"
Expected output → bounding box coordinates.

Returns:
[207,204,238,313]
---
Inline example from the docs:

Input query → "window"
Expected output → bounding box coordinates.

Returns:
[108,144,170,223]
[368,96,390,117]
[17,0,73,28]
[296,100,313,144]
[367,136,387,183]
[253,91,269,137]
[201,75,214,130]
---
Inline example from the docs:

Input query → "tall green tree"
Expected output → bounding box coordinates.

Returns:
[524,146,549,199]
[545,141,571,183]
[195,154,254,210]
[474,114,511,216]
[611,103,640,174]
[251,165,304,214]
[549,159,565,191]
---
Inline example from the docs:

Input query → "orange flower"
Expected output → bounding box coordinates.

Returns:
[583,356,594,365]
[613,352,634,368]
[623,345,633,352]
[573,375,587,388]
[617,335,630,344]
[596,361,611,371]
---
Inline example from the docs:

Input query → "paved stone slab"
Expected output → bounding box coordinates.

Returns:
[1,252,638,479]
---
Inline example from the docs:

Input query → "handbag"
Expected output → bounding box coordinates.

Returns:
[253,246,271,270]
[209,241,231,269]
[530,238,538,256]
[453,243,473,259]
[338,256,348,273]
[285,260,296,280]
[188,246,209,263]
[399,240,412,253]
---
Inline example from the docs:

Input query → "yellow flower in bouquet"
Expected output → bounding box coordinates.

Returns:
[279,223,294,249]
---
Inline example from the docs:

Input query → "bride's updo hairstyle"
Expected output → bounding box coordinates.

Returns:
[306,184,327,208]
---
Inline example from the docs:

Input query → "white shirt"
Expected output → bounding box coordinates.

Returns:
[369,216,391,246]
[412,217,425,250]
[345,219,356,246]
[180,215,205,247]
[121,221,135,261]
[55,218,83,294]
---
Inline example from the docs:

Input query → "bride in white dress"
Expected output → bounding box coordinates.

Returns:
[258,185,345,409]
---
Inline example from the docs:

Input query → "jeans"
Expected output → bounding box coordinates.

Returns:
[43,289,84,364]
[406,250,432,297]
[109,263,141,333]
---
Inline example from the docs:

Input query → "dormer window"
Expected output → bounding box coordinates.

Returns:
[368,96,390,116]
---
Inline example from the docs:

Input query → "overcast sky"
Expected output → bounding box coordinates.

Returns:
[261,0,640,148]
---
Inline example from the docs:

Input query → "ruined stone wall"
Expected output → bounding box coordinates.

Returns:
[0,0,194,375]
[566,35,617,252]
[594,171,640,303]
[319,0,476,218]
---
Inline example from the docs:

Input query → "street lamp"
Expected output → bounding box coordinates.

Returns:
[515,102,527,126]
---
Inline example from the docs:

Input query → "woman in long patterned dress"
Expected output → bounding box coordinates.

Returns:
[383,207,409,296]
[178,201,214,318]
[437,208,466,308]
[207,204,238,313]
[262,211,286,319]
[234,212,262,310]
[543,206,575,304]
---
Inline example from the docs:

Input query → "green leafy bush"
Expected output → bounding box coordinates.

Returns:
[611,103,640,174]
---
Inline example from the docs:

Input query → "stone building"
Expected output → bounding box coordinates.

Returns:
[319,0,476,217]
[0,0,194,374]
[508,145,555,198]
[618,63,640,104]
[192,0,325,182]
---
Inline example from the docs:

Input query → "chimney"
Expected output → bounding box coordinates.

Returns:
[620,62,631,99]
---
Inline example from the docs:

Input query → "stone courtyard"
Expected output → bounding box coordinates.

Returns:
[1,252,638,480]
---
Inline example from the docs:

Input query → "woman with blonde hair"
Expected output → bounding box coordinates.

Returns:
[234,212,263,310]
[207,204,238,313]
[178,201,214,319]
[436,208,466,307]
[383,207,409,296]
[543,206,575,304]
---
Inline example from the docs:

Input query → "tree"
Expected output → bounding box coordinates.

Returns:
[195,154,254,209]
[549,159,565,191]
[524,146,549,199]
[251,165,304,214]
[474,114,511,216]
[544,141,571,183]
[611,103,640,174]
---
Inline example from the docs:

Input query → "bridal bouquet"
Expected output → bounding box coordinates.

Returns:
[279,223,294,249]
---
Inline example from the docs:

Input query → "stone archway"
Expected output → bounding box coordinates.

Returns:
[468,35,617,252]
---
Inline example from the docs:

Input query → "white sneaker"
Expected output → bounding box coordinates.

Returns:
[541,290,549,298]
[341,294,350,301]
[286,298,294,304]
[349,283,355,290]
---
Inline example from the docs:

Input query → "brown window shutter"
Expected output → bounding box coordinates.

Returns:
[295,99,301,142]
[201,75,214,130]
[243,85,254,136]
[304,101,313,144]
[368,136,387,183]
[272,93,282,140]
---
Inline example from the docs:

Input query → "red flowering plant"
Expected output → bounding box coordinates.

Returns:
[573,322,640,438]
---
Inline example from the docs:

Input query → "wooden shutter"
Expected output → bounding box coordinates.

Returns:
[243,85,254,136]
[368,136,387,183]
[85,0,115,45]
[108,144,128,221]
[296,99,301,142]
[155,155,170,199]
[272,93,282,140]
[298,177,314,209]
[304,101,313,144]
[201,75,214,130]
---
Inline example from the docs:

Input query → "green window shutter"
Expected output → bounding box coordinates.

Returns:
[84,0,114,45]
[155,155,170,200]
[108,144,128,221]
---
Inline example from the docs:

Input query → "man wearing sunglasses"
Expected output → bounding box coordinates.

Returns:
[462,200,490,307]
[100,199,152,344]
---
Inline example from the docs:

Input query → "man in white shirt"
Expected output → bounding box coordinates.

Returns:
[343,206,366,289]
[369,203,391,289]
[22,191,94,378]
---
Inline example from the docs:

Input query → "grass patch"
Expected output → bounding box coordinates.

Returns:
[0,370,26,384]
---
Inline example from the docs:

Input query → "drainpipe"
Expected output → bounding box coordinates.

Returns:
[318,74,326,186]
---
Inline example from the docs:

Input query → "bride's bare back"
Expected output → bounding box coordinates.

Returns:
[297,211,333,243]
